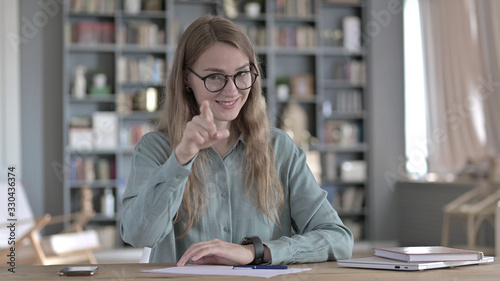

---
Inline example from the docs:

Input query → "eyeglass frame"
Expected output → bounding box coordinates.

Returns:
[186,65,259,93]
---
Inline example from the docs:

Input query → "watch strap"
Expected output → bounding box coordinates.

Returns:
[240,236,264,265]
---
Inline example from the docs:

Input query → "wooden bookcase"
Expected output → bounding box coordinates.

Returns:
[62,0,370,248]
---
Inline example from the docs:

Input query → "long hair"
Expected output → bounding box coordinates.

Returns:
[156,16,284,238]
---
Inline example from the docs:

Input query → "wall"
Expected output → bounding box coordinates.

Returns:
[366,0,405,242]
[20,0,63,219]
[1,1,21,182]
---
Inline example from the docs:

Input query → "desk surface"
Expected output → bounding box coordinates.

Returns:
[1,259,498,281]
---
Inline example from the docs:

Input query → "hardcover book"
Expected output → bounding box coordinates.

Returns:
[373,246,484,263]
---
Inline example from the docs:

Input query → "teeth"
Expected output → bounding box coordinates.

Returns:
[219,100,236,106]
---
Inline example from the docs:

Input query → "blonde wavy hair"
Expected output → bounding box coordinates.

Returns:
[156,16,284,238]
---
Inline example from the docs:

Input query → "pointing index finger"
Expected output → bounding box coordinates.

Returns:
[200,100,213,122]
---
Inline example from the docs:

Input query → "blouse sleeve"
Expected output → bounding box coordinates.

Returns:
[264,130,354,264]
[120,132,194,248]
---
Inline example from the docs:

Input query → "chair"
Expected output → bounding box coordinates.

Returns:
[140,247,151,263]
[0,182,101,265]
[442,181,500,255]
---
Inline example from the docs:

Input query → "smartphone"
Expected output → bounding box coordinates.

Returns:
[58,266,99,276]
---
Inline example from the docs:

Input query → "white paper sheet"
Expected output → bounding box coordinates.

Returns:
[143,264,311,278]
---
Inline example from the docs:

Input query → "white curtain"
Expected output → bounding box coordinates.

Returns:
[419,0,496,174]
[478,0,500,156]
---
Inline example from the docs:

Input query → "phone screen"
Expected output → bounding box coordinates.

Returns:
[58,266,99,276]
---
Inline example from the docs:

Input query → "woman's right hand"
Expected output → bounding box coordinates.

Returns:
[175,100,230,165]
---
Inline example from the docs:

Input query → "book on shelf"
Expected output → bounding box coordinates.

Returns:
[373,246,485,263]
[237,24,266,46]
[334,90,363,113]
[334,60,366,85]
[274,26,317,48]
[341,186,364,211]
[70,0,116,13]
[118,21,165,47]
[117,56,165,85]
[121,123,156,148]
[67,21,115,45]
[71,156,115,182]
[275,0,314,18]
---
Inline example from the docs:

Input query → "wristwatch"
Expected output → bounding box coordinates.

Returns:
[240,236,264,265]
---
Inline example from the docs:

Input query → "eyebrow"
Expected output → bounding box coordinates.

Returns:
[202,63,250,73]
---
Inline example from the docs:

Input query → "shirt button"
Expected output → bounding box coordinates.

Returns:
[221,192,228,198]
[223,227,230,233]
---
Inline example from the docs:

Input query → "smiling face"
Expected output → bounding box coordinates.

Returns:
[186,42,252,130]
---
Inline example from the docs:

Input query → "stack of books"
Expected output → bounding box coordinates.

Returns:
[338,246,493,271]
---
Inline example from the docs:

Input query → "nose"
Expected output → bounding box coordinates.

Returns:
[221,76,239,95]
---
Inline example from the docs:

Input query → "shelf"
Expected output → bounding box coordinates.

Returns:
[312,143,368,153]
[320,47,366,56]
[119,111,160,120]
[324,111,366,120]
[67,147,119,155]
[120,45,168,53]
[68,44,116,52]
[322,179,368,186]
[69,180,118,188]
[274,48,318,55]
[69,95,116,103]
[119,11,167,19]
[68,12,115,18]
[274,15,318,23]
[324,80,365,89]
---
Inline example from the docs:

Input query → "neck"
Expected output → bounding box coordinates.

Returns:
[213,125,238,157]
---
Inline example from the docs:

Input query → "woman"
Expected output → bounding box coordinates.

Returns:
[120,15,353,266]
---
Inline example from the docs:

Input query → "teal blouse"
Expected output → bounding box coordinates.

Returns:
[120,128,353,264]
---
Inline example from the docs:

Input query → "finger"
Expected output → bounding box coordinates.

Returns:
[200,100,213,122]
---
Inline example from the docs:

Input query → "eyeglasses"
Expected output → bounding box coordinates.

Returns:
[187,68,259,93]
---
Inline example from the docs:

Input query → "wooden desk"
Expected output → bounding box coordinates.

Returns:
[1,260,498,281]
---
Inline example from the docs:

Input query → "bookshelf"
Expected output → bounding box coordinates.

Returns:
[62,0,370,247]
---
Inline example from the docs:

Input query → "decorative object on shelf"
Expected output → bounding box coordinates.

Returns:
[100,188,115,218]
[92,112,118,149]
[125,0,141,14]
[340,160,366,182]
[324,120,359,147]
[244,0,261,19]
[223,0,238,18]
[133,87,158,112]
[72,65,87,99]
[90,73,111,95]
[276,76,290,101]
[80,186,94,214]
[291,73,315,99]
[343,15,361,52]
[281,102,309,149]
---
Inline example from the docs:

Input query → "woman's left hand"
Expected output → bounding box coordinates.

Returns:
[177,238,254,267]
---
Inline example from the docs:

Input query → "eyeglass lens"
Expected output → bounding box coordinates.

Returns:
[205,72,256,92]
